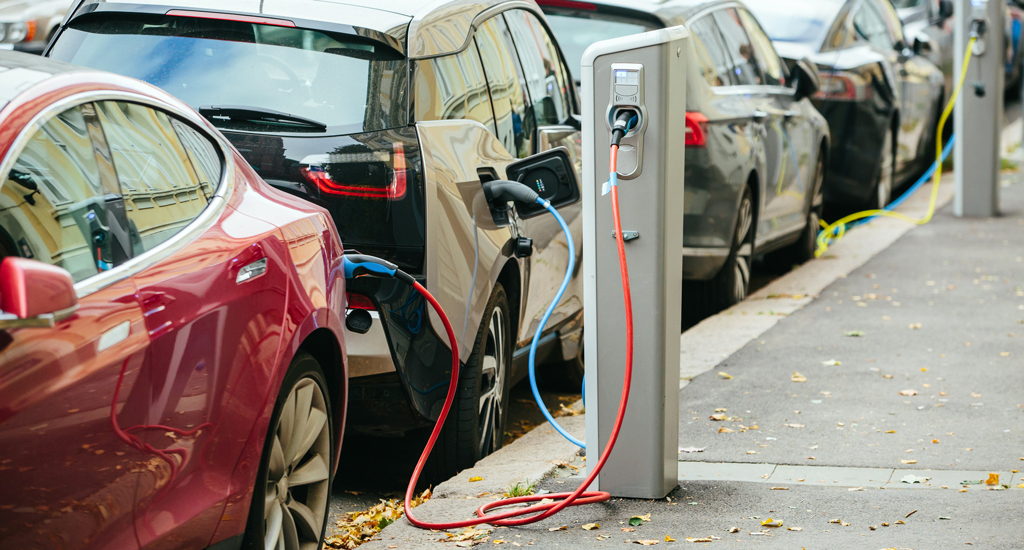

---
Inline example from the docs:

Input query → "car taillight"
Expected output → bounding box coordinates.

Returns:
[300,143,407,200]
[815,72,873,101]
[685,112,709,148]
[347,292,375,310]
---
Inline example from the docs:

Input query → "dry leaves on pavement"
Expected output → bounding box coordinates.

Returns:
[325,489,431,549]
[718,371,733,379]
[634,540,659,545]
[582,523,600,530]
[760,518,783,527]
[899,389,918,396]
[791,372,807,383]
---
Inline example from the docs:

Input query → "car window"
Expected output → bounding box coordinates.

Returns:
[713,8,764,86]
[854,0,895,50]
[503,10,573,126]
[169,119,222,199]
[543,12,652,83]
[688,16,735,87]
[738,9,786,87]
[95,101,211,255]
[476,16,535,158]
[875,0,906,46]
[414,46,496,132]
[0,106,119,282]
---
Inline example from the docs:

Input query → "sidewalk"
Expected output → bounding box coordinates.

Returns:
[359,163,1024,548]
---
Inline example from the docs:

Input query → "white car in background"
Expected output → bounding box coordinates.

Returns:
[0,0,68,53]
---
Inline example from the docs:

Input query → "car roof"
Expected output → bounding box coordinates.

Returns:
[69,0,547,58]
[0,51,90,109]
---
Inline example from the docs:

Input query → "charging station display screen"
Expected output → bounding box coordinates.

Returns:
[614,70,639,85]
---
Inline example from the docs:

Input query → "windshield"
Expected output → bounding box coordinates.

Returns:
[49,14,408,134]
[544,13,653,82]
[747,1,844,43]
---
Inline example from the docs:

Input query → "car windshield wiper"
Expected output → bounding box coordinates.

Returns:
[198,105,328,131]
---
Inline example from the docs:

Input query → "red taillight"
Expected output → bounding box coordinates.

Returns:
[166,9,296,27]
[685,112,709,148]
[535,0,598,9]
[300,144,408,200]
[815,72,873,101]
[347,292,375,310]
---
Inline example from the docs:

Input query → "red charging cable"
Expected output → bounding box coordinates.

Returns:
[403,144,634,529]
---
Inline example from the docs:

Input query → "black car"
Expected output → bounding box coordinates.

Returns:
[541,0,831,312]
[47,0,589,480]
[748,0,946,210]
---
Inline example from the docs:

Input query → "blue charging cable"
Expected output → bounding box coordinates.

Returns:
[526,196,584,447]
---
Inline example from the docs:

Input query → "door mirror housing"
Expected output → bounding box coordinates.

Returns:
[792,57,821,101]
[937,0,954,20]
[913,32,935,55]
[0,257,78,329]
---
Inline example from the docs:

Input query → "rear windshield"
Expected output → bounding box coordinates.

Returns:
[543,13,654,82]
[49,14,408,135]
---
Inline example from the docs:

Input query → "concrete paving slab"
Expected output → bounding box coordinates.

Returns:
[677,461,776,483]
[770,464,893,487]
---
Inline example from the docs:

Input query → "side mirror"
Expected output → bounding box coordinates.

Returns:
[913,33,935,55]
[938,0,953,20]
[0,257,78,329]
[792,57,821,101]
[503,147,581,220]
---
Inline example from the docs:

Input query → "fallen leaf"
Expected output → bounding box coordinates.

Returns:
[807,456,816,460]
[848,487,865,492]
[786,423,805,428]
[896,520,905,524]
[582,523,599,531]
[882,374,893,379]
[709,414,726,421]
[869,525,877,530]
[634,540,659,545]
[679,447,705,453]
[1017,484,1024,488]
[886,430,896,434]
[714,408,727,412]
[901,460,917,464]
[828,519,841,524]
[718,427,734,434]
[985,473,1000,485]
[746,451,758,455]
[786,526,802,531]
[728,527,739,533]
[547,526,567,532]
[685,536,713,543]
[840,522,850,527]
[821,360,841,366]
[760,518,783,527]
[899,389,918,396]
[622,528,636,532]
[932,439,940,444]
[938,516,952,520]
[770,487,789,491]
[908,323,921,329]
[748,531,769,536]
[596,535,611,541]
[901,475,929,484]
[718,372,733,379]
[844,330,865,337]
[882,523,889,527]
[664,535,675,542]
[469,476,483,482]
[791,371,807,383]
[905,510,917,518]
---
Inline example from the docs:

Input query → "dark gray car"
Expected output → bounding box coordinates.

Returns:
[541,0,831,312]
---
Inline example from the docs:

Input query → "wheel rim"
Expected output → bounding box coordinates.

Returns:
[477,306,507,457]
[733,196,753,302]
[878,129,893,208]
[264,378,331,550]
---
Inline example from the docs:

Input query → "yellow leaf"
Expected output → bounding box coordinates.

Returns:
[1017,484,1024,489]
[761,518,783,527]
[886,430,896,434]
[718,427,734,433]
[714,408,727,412]
[709,414,726,421]
[932,439,940,444]
[582,523,599,531]
[787,526,802,531]
[469,476,483,482]
[791,371,807,383]
[664,535,675,542]
[985,473,1000,485]
[548,525,567,531]
[901,460,917,464]
[718,371,733,379]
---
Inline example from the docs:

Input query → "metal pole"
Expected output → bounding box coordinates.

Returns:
[954,0,1003,217]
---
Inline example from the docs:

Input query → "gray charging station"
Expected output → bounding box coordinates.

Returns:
[954,0,1003,217]
[582,27,688,499]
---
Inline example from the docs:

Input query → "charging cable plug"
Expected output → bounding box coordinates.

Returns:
[482,179,540,206]
[343,255,416,285]
[611,110,638,147]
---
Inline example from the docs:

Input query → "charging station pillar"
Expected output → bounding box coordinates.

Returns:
[582,27,688,499]
[954,0,1003,217]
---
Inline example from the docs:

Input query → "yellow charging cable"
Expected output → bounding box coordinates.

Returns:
[814,35,977,257]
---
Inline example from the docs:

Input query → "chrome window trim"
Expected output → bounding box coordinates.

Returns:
[408,0,543,60]
[0,89,235,299]
[713,85,796,96]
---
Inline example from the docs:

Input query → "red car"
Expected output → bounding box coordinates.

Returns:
[0,52,348,550]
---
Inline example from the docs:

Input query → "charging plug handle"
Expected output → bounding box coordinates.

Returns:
[611,110,638,147]
[482,179,540,206]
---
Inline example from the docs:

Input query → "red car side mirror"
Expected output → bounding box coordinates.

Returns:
[0,257,78,329]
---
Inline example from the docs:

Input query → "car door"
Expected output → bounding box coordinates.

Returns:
[0,103,147,550]
[90,100,287,549]
[713,7,796,243]
[502,8,583,348]
[739,7,811,234]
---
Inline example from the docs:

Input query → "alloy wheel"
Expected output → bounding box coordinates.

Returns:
[733,195,754,302]
[477,306,507,458]
[263,378,331,550]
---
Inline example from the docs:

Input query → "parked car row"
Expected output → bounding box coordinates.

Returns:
[0,0,979,548]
